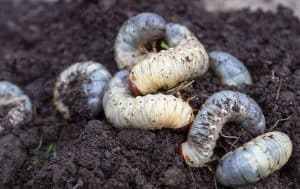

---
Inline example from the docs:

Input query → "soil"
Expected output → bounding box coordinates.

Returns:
[56,70,95,119]
[0,0,299,188]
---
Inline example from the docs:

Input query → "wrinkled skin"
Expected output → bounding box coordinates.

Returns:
[216,131,292,187]
[180,90,265,167]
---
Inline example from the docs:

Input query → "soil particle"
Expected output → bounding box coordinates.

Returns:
[294,69,300,83]
[0,1,299,188]
[297,158,300,187]
[18,127,39,148]
[117,129,156,150]
[57,73,93,118]
[160,167,186,187]
[0,134,27,185]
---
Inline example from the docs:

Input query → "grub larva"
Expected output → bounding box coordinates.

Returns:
[209,51,253,86]
[165,23,194,47]
[0,81,33,130]
[102,70,194,130]
[180,90,266,167]
[216,131,292,187]
[53,61,112,119]
[129,23,209,95]
[114,12,167,69]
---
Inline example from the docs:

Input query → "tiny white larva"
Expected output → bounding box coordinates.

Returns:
[180,90,266,167]
[102,70,194,130]
[209,51,253,86]
[0,81,33,131]
[53,61,112,119]
[216,131,292,187]
[129,23,209,95]
[114,12,167,69]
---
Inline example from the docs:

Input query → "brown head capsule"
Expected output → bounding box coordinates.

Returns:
[180,90,266,167]
[53,61,112,119]
[216,131,292,187]
[129,23,209,95]
[102,70,194,130]
[0,81,32,132]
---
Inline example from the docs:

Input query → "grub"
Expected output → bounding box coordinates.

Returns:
[0,1,299,188]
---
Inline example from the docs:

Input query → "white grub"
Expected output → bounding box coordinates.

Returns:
[180,90,266,167]
[209,51,253,86]
[114,12,167,69]
[103,70,194,130]
[0,81,32,129]
[165,23,194,47]
[129,23,209,95]
[216,131,292,187]
[53,61,112,119]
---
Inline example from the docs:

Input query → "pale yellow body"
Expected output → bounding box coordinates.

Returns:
[130,36,209,95]
[53,64,79,119]
[217,131,292,187]
[103,70,194,130]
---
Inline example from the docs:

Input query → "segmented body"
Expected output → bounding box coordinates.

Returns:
[209,51,253,86]
[165,23,193,47]
[114,12,166,69]
[0,81,32,129]
[103,70,194,130]
[129,23,209,95]
[180,90,266,167]
[216,131,292,187]
[53,61,112,119]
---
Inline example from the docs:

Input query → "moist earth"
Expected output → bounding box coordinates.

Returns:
[0,0,299,188]
[57,72,95,119]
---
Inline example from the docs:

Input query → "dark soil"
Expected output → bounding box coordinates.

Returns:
[0,0,299,188]
[57,71,95,119]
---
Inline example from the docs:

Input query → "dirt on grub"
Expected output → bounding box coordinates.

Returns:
[57,71,95,119]
[0,1,299,189]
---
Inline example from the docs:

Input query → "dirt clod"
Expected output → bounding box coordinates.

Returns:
[160,167,186,187]
[0,134,27,184]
